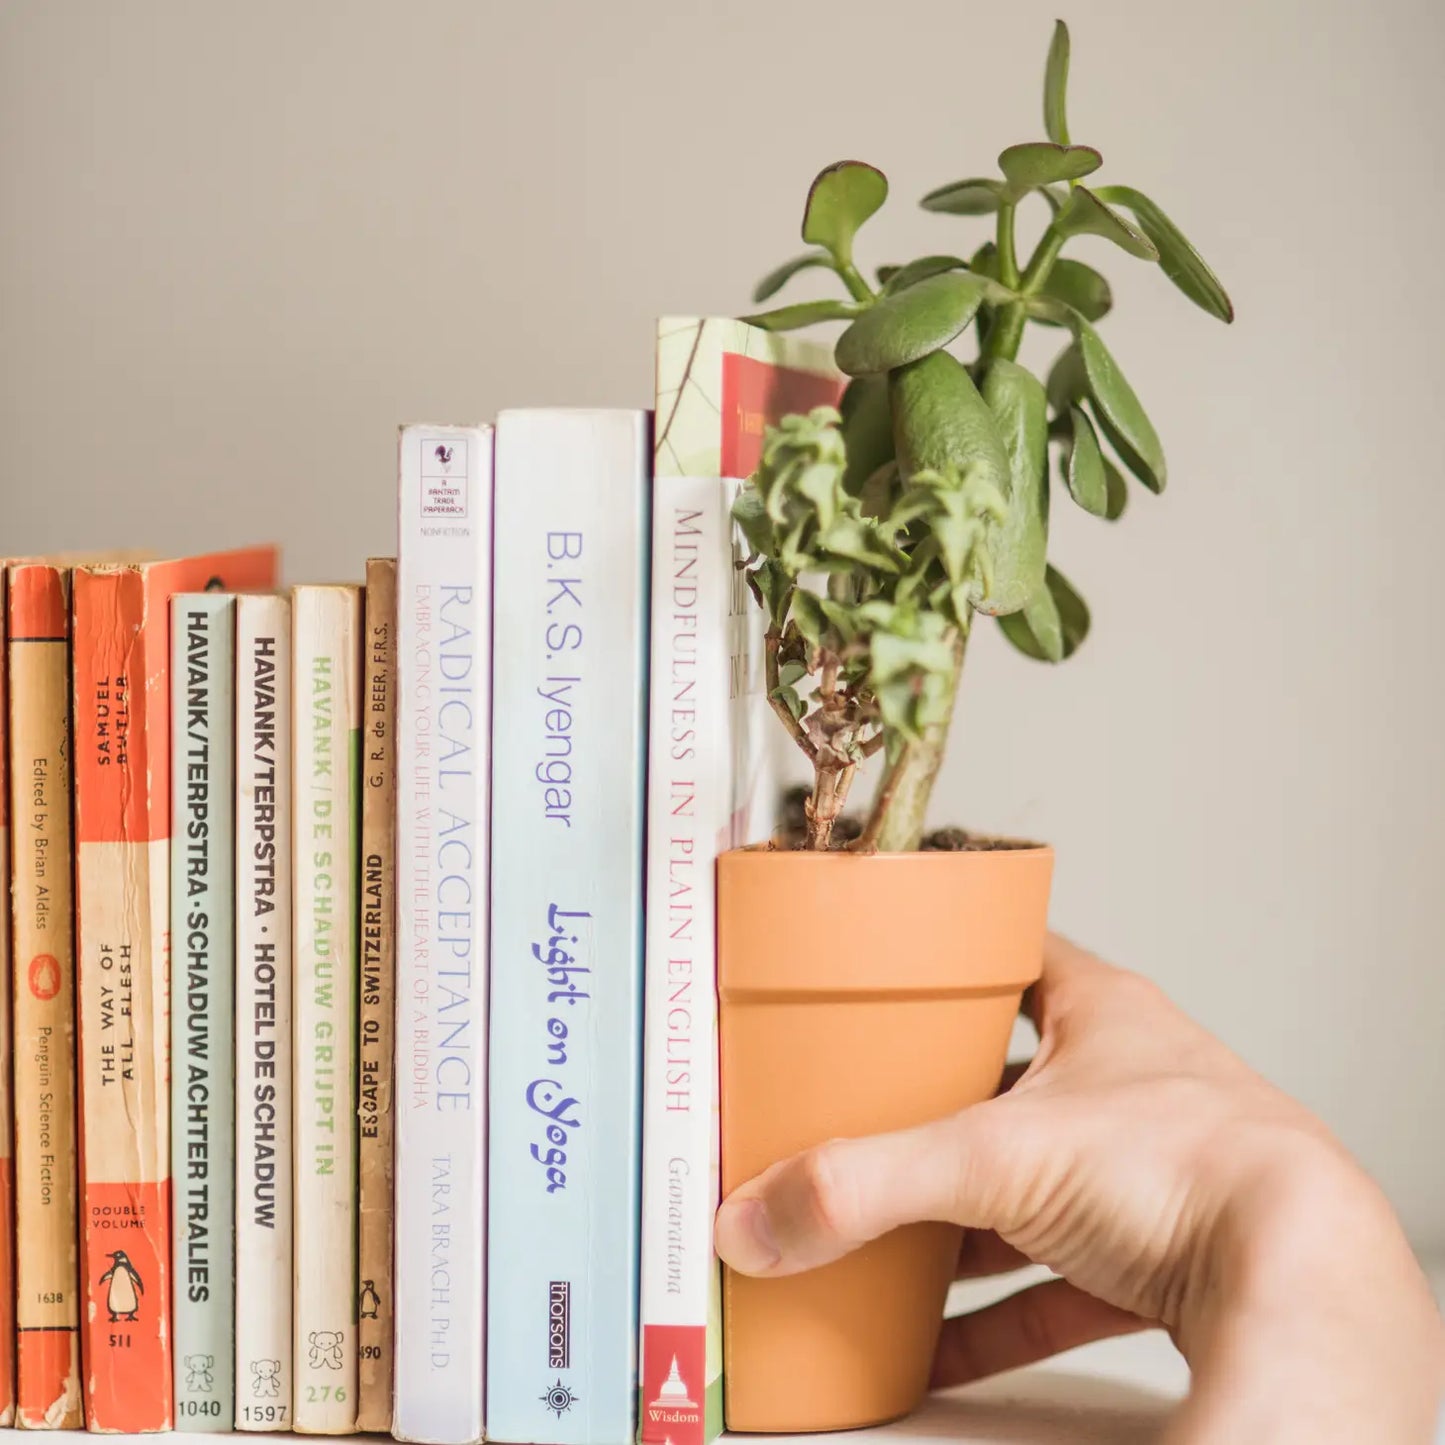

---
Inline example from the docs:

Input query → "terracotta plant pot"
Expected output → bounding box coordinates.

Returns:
[717,844,1053,1434]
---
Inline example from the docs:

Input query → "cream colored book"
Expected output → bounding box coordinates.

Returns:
[235,594,294,1432]
[291,584,361,1435]
[7,564,83,1428]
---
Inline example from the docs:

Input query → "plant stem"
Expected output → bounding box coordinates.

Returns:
[837,260,875,304]
[856,628,969,852]
[983,224,1069,366]
[1020,225,1066,295]
[765,632,816,762]
[996,202,1021,289]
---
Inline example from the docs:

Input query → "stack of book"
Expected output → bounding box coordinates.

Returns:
[0,317,842,1440]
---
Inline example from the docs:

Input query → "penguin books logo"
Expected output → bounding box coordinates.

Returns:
[98,1250,144,1323]
[359,1279,381,1320]
[27,952,61,1001]
[420,435,469,520]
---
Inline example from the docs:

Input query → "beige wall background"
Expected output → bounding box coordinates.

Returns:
[3,0,1442,1247]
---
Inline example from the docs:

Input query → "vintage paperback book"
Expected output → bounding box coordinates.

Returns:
[7,564,82,1427]
[234,593,294,1432]
[486,410,650,1445]
[0,581,10,1430]
[170,593,237,1430]
[394,424,493,1445]
[637,320,841,1445]
[291,584,362,1435]
[72,546,277,1433]
[357,557,397,1433]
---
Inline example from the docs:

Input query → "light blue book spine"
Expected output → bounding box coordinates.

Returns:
[169,592,236,1430]
[486,409,651,1445]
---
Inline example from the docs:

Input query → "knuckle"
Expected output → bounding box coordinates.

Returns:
[800,1141,860,1245]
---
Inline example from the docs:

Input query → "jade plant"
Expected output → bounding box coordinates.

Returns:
[734,19,1232,853]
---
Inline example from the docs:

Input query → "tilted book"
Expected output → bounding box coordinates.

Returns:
[8,564,83,1428]
[170,594,237,1430]
[485,410,650,1445]
[394,424,493,1445]
[72,546,277,1433]
[291,584,362,1435]
[637,320,841,1445]
[0,572,19,1428]
[234,594,294,1432]
[357,557,397,1434]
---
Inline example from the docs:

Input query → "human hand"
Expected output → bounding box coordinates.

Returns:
[715,933,1445,1444]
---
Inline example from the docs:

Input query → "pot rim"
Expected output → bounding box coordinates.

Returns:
[733,838,1054,861]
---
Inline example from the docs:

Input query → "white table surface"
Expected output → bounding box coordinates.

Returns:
[50,1262,1441,1445]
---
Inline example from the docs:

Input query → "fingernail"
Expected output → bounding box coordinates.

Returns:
[715,1198,782,1274]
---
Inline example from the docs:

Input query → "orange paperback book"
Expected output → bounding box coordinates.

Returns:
[0,574,16,1428]
[72,548,278,1432]
[7,565,84,1427]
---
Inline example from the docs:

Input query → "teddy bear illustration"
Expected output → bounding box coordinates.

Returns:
[183,1354,215,1393]
[250,1359,282,1398]
[307,1330,344,1371]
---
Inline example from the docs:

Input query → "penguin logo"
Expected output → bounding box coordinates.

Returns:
[98,1250,144,1323]
[358,1279,380,1320]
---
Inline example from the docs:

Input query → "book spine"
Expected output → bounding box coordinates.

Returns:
[169,595,236,1430]
[7,565,82,1428]
[234,594,294,1432]
[72,565,174,1433]
[357,558,397,1433]
[393,425,492,1445]
[0,575,19,1428]
[485,411,650,1445]
[291,585,362,1435]
[637,480,738,1445]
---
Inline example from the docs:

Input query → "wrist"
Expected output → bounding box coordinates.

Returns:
[1177,1133,1443,1443]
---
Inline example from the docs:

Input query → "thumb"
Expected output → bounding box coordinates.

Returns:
[715,1100,1034,1278]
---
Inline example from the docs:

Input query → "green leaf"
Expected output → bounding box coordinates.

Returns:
[969,241,999,278]
[839,375,895,497]
[1044,19,1071,146]
[778,659,807,688]
[1055,186,1159,261]
[791,588,824,647]
[1094,184,1234,323]
[1103,458,1129,520]
[920,177,1004,216]
[890,351,1012,534]
[732,488,773,556]
[1045,344,1087,416]
[977,360,1050,616]
[998,142,1101,196]
[802,161,888,265]
[882,254,970,294]
[818,515,904,572]
[998,565,1090,662]
[835,272,990,376]
[771,683,806,722]
[741,299,862,332]
[1037,258,1112,323]
[1071,315,1167,491]
[752,252,834,304]
[750,559,792,627]
[1065,406,1108,516]
[876,265,899,286]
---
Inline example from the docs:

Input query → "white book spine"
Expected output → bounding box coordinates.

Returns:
[291,585,362,1435]
[393,425,493,1444]
[637,477,748,1443]
[235,594,294,1431]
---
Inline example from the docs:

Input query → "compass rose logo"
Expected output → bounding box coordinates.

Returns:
[540,1379,578,1420]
